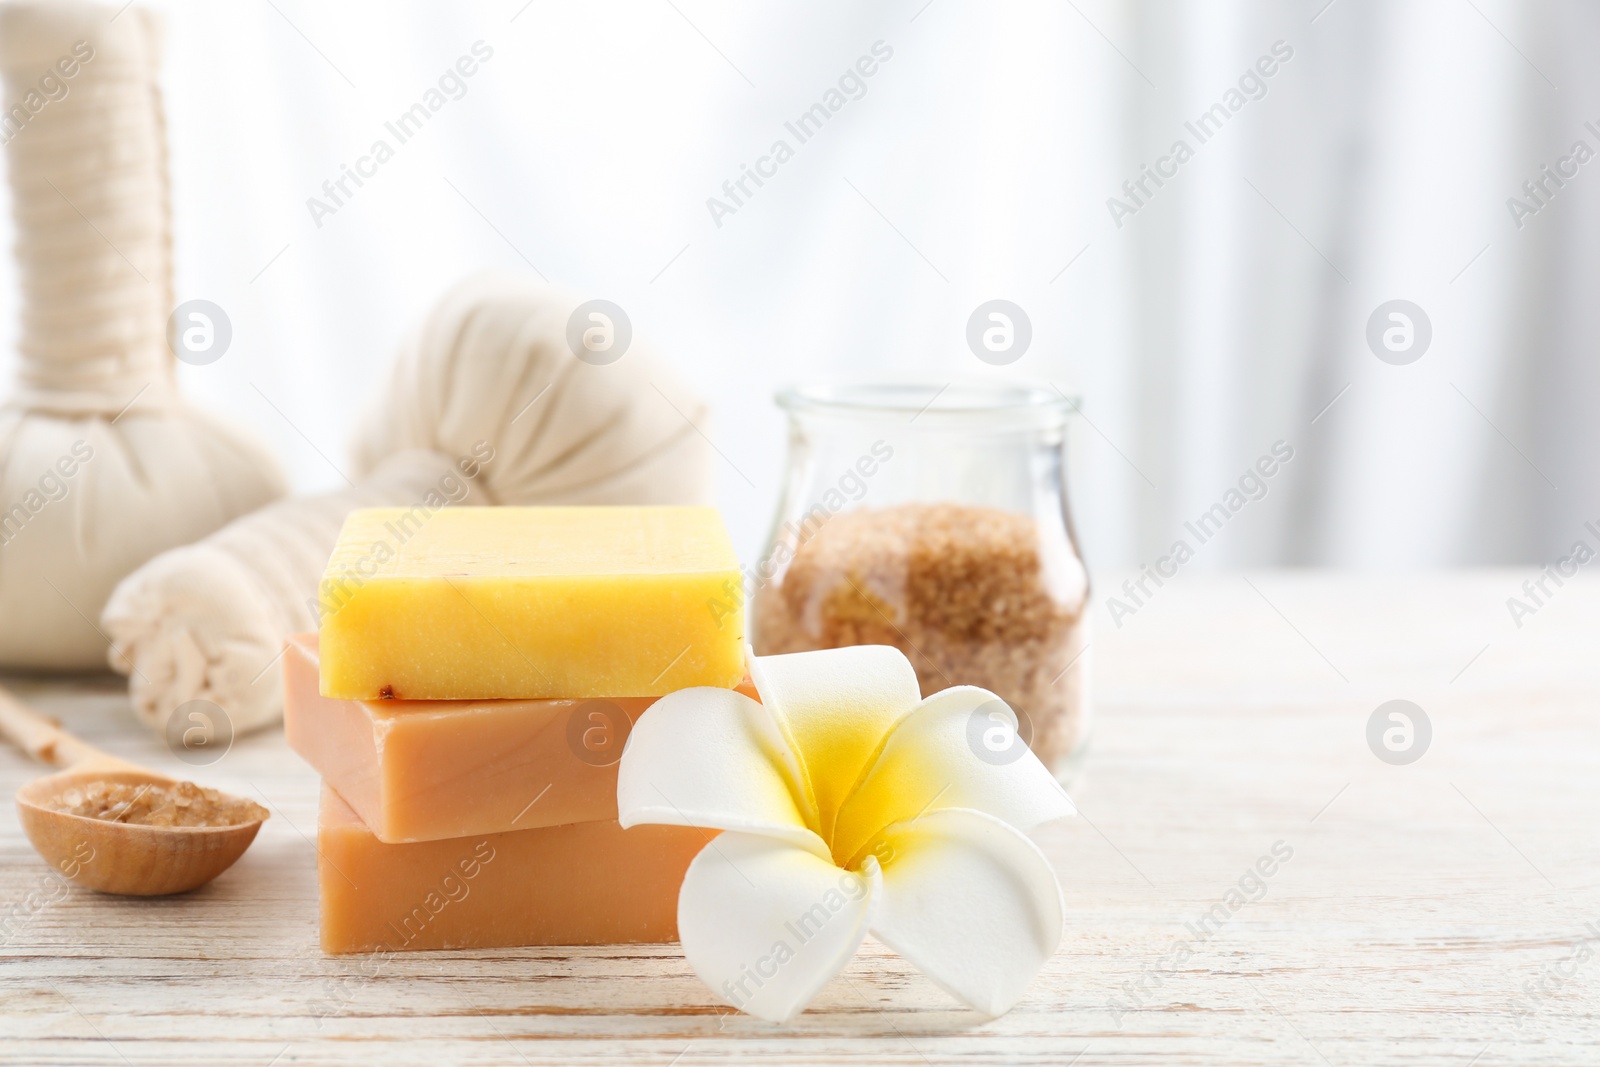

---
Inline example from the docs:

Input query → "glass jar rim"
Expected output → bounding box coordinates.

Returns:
[776,382,1076,429]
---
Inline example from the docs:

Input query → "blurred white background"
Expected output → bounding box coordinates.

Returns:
[1,0,1593,571]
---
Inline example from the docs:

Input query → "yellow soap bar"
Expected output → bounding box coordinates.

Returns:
[317,506,745,701]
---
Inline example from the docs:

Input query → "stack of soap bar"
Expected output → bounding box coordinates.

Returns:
[291,506,746,955]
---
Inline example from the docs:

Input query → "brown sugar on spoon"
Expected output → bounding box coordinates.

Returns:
[0,683,268,895]
[46,779,267,828]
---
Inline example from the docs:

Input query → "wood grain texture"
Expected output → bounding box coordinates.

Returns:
[2,572,1596,1065]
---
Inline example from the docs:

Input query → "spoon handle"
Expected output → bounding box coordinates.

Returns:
[0,684,113,769]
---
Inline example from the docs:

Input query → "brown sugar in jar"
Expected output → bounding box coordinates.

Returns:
[753,501,1090,768]
[754,384,1094,770]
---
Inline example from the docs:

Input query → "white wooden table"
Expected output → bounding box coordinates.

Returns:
[2,571,1596,1065]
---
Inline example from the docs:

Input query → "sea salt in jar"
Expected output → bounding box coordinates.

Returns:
[750,384,1091,771]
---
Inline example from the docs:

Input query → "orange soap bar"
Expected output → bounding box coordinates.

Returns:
[318,786,709,953]
[286,634,633,841]
[284,634,759,843]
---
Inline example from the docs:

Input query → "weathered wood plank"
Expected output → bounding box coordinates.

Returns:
[1,572,1595,1065]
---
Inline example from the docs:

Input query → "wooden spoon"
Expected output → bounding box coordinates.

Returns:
[0,684,267,896]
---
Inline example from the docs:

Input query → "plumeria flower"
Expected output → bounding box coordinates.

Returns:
[617,644,1074,1023]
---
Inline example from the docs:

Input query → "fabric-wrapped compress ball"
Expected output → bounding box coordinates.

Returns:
[0,2,285,669]
[102,273,715,734]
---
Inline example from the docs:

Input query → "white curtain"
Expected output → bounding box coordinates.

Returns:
[1113,0,1600,568]
[0,0,1589,569]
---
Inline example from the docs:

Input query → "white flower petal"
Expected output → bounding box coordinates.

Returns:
[869,808,1063,1017]
[833,685,1075,865]
[618,686,824,854]
[749,646,922,842]
[677,831,880,1023]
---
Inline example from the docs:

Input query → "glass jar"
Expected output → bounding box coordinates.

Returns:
[750,383,1091,772]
